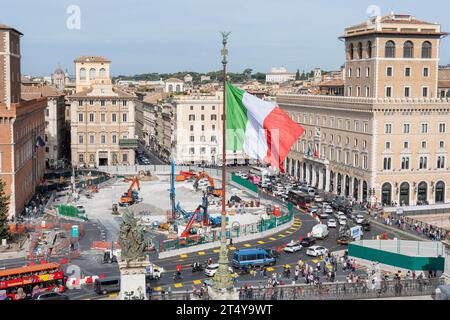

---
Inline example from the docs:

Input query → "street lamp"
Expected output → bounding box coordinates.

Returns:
[212,31,234,293]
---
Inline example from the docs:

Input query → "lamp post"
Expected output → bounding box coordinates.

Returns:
[211,31,234,293]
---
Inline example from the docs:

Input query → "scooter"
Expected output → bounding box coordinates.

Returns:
[191,263,204,273]
[173,272,183,281]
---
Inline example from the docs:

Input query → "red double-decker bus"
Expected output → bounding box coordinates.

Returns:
[0,263,66,300]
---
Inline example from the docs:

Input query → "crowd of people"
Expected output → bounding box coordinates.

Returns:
[380,214,449,241]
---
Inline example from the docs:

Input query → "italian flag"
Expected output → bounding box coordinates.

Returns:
[226,82,305,171]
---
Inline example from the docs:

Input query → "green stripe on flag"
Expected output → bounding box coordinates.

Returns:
[226,82,247,151]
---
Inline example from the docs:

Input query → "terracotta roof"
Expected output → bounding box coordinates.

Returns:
[0,24,23,35]
[143,92,169,104]
[438,81,450,89]
[319,79,345,87]
[21,85,62,100]
[74,56,111,63]
[165,78,183,83]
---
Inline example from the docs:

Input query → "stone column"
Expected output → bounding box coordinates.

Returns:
[358,180,363,202]
[349,177,354,200]
[318,168,324,190]
[311,166,317,187]
[325,168,330,192]
[305,163,311,184]
[119,260,150,300]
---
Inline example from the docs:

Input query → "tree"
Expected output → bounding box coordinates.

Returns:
[0,179,10,239]
[295,69,300,81]
[243,68,253,80]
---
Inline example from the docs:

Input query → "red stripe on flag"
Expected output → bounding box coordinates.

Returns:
[263,106,304,172]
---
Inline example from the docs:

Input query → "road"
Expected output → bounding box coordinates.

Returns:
[62,203,414,300]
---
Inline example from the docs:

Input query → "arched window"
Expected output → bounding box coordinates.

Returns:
[385,41,396,58]
[89,68,96,80]
[176,84,181,92]
[168,84,173,92]
[358,42,363,59]
[381,183,392,206]
[367,41,372,58]
[349,43,354,60]
[403,41,414,58]
[400,182,410,206]
[99,68,106,78]
[79,68,86,80]
[417,182,427,203]
[435,181,445,203]
[422,41,432,58]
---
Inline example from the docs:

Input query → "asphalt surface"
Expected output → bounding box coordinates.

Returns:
[1,167,426,300]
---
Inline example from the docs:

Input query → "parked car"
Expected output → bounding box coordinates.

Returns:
[361,220,371,231]
[33,292,69,300]
[306,245,328,257]
[355,215,365,224]
[318,210,329,219]
[284,241,302,253]
[204,264,234,277]
[327,218,337,228]
[300,237,316,247]
[337,235,352,245]
[339,216,348,226]
[314,195,324,202]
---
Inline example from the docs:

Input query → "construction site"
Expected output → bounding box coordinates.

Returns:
[58,164,292,255]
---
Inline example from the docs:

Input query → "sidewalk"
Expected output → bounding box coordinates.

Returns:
[369,218,430,242]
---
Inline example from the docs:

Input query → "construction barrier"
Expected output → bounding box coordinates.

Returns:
[91,241,121,250]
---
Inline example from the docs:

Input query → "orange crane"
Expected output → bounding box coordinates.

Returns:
[119,176,141,206]
[193,172,223,197]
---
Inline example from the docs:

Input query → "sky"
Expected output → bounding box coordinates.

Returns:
[1,0,449,76]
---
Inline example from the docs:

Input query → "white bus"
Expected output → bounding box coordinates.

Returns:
[250,166,276,179]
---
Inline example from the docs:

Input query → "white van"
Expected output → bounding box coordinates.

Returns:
[311,224,329,239]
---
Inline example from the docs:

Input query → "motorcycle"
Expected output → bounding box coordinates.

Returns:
[191,263,204,273]
[173,272,183,281]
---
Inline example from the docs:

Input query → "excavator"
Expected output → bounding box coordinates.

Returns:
[119,176,141,206]
[180,192,209,238]
[193,172,223,197]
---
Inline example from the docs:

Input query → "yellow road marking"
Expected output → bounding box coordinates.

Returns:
[266,267,274,272]
[326,264,333,270]
[269,237,276,241]
[154,287,161,291]
[312,259,319,264]
[193,280,202,285]
[174,283,183,288]
[229,246,236,250]
[285,231,293,234]
[278,234,286,238]
[109,293,118,297]
[213,249,220,253]
[284,264,291,268]
[244,244,252,247]
[198,251,205,255]
[289,227,297,231]
[180,254,188,258]
[257,241,265,244]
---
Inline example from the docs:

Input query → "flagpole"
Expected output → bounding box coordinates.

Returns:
[212,31,233,293]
